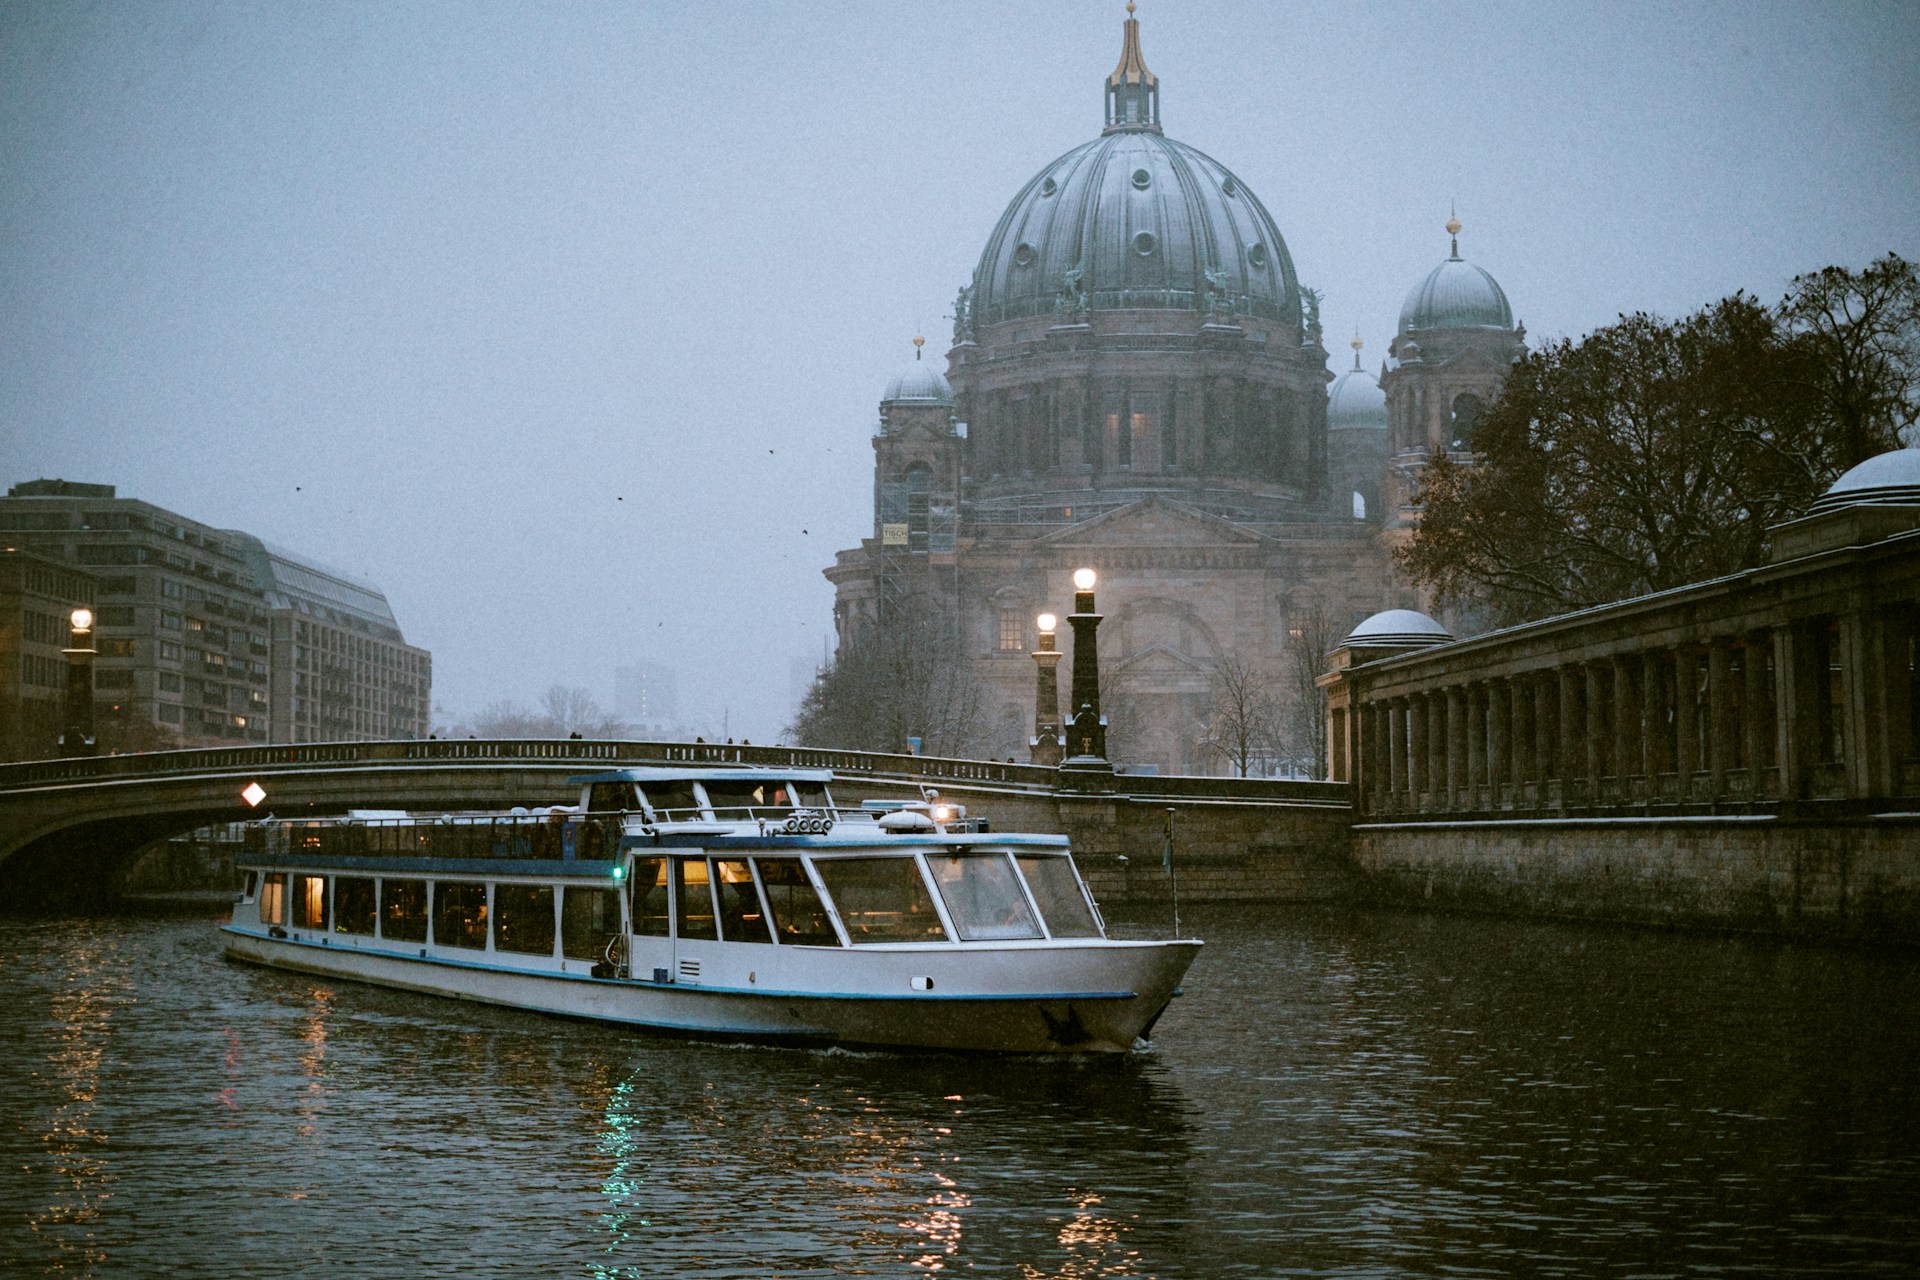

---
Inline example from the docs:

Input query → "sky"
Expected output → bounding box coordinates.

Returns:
[4,1,1917,742]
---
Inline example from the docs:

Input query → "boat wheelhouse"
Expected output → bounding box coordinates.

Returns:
[223,767,1200,1053]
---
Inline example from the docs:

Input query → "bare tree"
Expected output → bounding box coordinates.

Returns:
[466,686,620,739]
[788,617,986,757]
[1198,651,1281,777]
[1278,597,1344,778]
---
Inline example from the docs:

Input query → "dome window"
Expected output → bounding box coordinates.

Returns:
[1221,177,1238,197]
[1131,168,1152,190]
[1248,243,1268,269]
[1014,242,1036,268]
[1040,176,1057,197]
[1133,231,1157,257]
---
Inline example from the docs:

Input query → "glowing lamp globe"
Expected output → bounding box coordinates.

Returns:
[1072,568,1097,591]
[1037,613,1057,633]
[70,607,93,631]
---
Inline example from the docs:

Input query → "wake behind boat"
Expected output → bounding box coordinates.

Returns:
[222,766,1200,1052]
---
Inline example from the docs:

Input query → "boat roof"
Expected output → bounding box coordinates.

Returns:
[568,766,836,785]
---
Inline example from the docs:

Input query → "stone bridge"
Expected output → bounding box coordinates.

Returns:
[0,739,1354,909]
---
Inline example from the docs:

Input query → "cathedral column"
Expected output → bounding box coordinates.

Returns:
[1585,662,1608,789]
[1613,655,1641,788]
[1673,646,1700,797]
[1386,700,1406,799]
[1743,632,1776,798]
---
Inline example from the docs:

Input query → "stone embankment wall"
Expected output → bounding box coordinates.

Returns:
[1354,818,1920,943]
[847,778,1356,905]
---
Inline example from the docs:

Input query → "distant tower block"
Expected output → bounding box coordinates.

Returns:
[616,661,679,726]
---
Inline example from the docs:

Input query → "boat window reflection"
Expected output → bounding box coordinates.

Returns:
[432,882,488,950]
[1016,856,1103,938]
[674,859,718,940]
[494,884,556,956]
[701,780,795,820]
[333,876,376,936]
[382,878,427,942]
[714,859,773,943]
[814,858,949,944]
[929,853,1043,941]
[754,859,840,945]
[628,857,670,936]
[637,781,701,822]
[258,873,286,926]
[561,886,620,960]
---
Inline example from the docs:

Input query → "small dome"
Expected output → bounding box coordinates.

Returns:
[1343,608,1453,648]
[882,355,954,407]
[1328,366,1386,431]
[1400,257,1514,334]
[1399,219,1514,336]
[1807,447,1920,515]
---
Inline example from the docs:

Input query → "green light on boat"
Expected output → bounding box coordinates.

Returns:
[611,865,625,881]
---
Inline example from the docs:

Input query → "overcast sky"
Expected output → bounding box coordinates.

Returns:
[4,1,1917,741]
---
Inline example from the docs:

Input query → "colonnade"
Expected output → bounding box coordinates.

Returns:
[1346,606,1918,816]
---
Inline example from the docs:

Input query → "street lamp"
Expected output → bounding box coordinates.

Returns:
[59,606,97,758]
[1062,567,1112,781]
[1030,612,1063,767]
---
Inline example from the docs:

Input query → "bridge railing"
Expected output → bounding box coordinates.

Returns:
[0,738,1348,806]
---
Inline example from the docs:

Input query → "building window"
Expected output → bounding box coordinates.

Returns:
[998,608,1023,652]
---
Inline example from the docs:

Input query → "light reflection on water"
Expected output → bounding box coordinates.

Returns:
[0,903,1915,1277]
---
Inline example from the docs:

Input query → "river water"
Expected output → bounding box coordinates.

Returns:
[2,900,1916,1278]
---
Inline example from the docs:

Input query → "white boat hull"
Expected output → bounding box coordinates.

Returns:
[222,926,1199,1053]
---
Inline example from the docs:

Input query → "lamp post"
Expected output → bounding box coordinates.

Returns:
[1062,567,1112,782]
[59,606,97,758]
[1030,612,1063,767]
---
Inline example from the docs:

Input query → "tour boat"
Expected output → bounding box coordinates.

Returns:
[222,767,1200,1053]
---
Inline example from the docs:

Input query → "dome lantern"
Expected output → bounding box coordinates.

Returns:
[1104,4,1161,135]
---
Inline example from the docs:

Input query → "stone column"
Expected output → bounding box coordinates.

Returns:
[1559,665,1585,793]
[1466,683,1487,795]
[1487,680,1510,796]
[1585,662,1608,788]
[1535,673,1559,784]
[1707,639,1734,797]
[1613,655,1640,783]
[1386,700,1406,798]
[1673,647,1699,795]
[1775,622,1824,800]
[1743,632,1774,795]
[1427,691,1448,801]
[1413,694,1428,794]
[1643,651,1669,781]
[1446,685,1468,806]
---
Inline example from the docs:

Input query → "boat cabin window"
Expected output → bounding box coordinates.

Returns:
[700,780,798,820]
[714,859,772,944]
[494,884,556,956]
[382,879,428,942]
[628,857,670,936]
[813,857,948,944]
[1015,856,1102,938]
[334,877,377,936]
[754,858,839,946]
[258,874,286,926]
[241,870,258,903]
[674,858,718,940]
[293,875,329,931]
[561,886,621,960]
[432,882,489,950]
[638,782,702,822]
[587,782,638,814]
[928,853,1043,941]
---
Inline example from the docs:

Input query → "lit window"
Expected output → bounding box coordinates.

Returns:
[998,607,1023,651]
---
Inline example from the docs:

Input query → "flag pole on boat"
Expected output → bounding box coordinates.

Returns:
[1163,807,1181,939]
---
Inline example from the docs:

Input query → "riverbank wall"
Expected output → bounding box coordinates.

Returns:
[1352,816,1920,943]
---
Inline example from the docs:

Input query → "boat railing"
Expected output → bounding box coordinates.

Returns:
[244,811,627,861]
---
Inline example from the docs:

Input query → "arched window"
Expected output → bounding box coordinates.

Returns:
[1449,393,1485,450]
[1351,491,1367,520]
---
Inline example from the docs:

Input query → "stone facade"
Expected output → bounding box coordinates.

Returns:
[826,14,1427,773]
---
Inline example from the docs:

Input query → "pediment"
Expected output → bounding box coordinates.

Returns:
[1110,642,1215,678]
[1038,495,1268,550]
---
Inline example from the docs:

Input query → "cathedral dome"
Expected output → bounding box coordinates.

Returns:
[1328,337,1386,431]
[1807,446,1920,515]
[1399,217,1515,335]
[967,14,1299,331]
[882,339,953,406]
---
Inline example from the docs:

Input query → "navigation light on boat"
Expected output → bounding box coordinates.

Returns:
[611,864,625,881]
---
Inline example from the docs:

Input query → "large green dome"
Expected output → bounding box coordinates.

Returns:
[967,14,1299,331]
